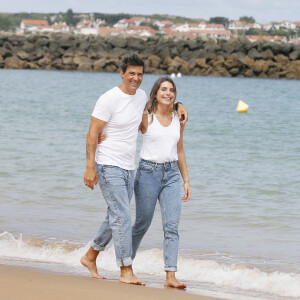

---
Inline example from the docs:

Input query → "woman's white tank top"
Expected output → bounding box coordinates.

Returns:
[140,112,180,163]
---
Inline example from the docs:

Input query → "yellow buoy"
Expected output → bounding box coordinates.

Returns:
[237,100,249,113]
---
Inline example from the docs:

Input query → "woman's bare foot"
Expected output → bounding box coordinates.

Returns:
[164,271,186,289]
[119,266,146,286]
[80,247,106,279]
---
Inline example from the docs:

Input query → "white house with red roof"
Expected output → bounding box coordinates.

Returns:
[75,19,105,34]
[279,20,296,30]
[229,21,249,31]
[20,19,49,33]
[245,35,287,43]
[37,22,70,33]
[125,25,158,36]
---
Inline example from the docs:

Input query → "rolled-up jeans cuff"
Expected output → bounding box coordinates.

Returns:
[116,257,132,267]
[165,267,177,272]
[90,241,105,251]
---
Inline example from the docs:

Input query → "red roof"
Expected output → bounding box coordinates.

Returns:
[206,24,224,28]
[99,27,123,34]
[22,19,48,26]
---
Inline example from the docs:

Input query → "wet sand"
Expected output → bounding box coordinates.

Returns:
[0,264,222,300]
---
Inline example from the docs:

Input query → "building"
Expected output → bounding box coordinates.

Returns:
[76,19,105,35]
[20,19,49,33]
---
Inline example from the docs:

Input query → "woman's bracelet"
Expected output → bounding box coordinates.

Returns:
[184,178,189,183]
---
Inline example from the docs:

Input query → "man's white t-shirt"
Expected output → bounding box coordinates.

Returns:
[92,87,147,170]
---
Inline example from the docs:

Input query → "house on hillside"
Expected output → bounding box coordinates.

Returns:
[19,19,48,33]
[279,20,296,30]
[130,17,146,26]
[247,23,262,30]
[229,21,249,31]
[205,24,225,31]
[99,27,124,36]
[125,25,158,36]
[75,19,105,34]
[113,19,135,28]
[245,35,287,43]
[193,29,231,39]
[38,22,70,33]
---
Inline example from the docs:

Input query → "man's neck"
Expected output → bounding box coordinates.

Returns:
[118,84,136,95]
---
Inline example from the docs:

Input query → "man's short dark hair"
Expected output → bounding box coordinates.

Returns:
[119,54,145,73]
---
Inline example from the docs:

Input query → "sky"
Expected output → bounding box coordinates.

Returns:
[1,0,300,24]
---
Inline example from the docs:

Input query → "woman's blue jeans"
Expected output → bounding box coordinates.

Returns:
[132,159,182,272]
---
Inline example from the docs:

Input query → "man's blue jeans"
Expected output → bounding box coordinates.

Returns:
[90,164,134,267]
[132,159,182,272]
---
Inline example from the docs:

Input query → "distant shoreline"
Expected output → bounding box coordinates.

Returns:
[1,32,300,79]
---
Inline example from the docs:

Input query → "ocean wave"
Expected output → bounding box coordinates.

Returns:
[0,231,299,298]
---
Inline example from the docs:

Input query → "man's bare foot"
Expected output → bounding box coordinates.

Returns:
[119,273,146,286]
[80,254,106,279]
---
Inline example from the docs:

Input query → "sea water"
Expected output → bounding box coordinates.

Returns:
[0,69,299,299]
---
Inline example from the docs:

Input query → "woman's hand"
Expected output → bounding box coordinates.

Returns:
[98,132,107,144]
[182,181,191,202]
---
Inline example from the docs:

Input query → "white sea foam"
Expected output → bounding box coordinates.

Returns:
[1,231,300,299]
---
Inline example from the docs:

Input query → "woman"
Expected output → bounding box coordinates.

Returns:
[131,77,191,289]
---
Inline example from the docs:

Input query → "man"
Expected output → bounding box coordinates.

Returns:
[81,54,187,285]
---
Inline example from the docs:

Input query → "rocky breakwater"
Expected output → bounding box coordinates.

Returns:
[0,32,300,79]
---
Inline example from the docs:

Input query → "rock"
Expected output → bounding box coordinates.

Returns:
[17,51,30,60]
[62,56,73,65]
[147,55,161,68]
[109,36,127,48]
[0,48,13,59]
[93,58,107,71]
[169,46,179,57]
[244,69,254,77]
[4,56,28,69]
[105,64,118,72]
[229,67,240,76]
[0,54,4,68]
[205,39,221,53]
[127,36,145,51]
[289,50,300,60]
[248,48,262,60]
[224,54,241,70]
[278,43,292,55]
[261,49,274,60]
[144,66,156,73]
[192,67,205,76]
[3,41,13,51]
[252,60,269,74]
[110,47,128,57]
[285,61,300,79]
[51,58,63,69]
[73,55,92,66]
[195,58,209,69]
[27,62,39,69]
[222,39,241,54]
[274,54,289,63]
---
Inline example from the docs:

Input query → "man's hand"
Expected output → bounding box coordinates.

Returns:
[177,103,188,124]
[84,167,98,190]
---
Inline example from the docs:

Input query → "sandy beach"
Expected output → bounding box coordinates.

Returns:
[0,264,221,300]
